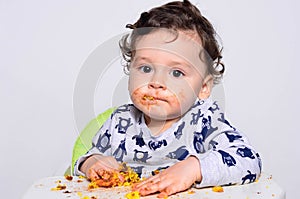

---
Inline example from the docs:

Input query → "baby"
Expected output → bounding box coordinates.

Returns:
[74,0,262,197]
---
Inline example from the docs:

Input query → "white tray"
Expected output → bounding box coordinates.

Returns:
[22,173,285,199]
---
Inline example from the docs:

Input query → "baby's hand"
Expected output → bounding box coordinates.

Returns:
[80,154,121,181]
[132,156,202,198]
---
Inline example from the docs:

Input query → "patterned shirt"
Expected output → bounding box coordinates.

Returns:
[74,98,262,187]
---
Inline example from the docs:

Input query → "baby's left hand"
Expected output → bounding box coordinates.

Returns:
[132,156,202,198]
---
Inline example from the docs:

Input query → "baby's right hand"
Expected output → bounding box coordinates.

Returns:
[80,154,121,181]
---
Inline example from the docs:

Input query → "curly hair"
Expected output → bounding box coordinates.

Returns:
[119,0,224,84]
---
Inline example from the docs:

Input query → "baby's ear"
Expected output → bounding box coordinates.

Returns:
[198,75,213,99]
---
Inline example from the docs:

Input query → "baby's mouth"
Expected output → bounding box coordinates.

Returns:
[143,95,155,101]
[142,95,168,104]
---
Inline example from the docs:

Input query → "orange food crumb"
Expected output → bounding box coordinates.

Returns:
[88,165,140,189]
[51,184,66,191]
[143,96,154,101]
[153,170,160,175]
[188,190,195,194]
[88,181,99,189]
[212,186,224,192]
[64,175,73,181]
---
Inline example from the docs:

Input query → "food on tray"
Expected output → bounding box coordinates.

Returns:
[51,184,67,191]
[212,186,224,192]
[88,165,140,189]
[64,175,73,181]
[125,191,140,199]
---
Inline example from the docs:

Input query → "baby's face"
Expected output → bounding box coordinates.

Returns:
[128,29,210,121]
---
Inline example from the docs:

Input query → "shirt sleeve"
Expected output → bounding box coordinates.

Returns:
[197,131,262,188]
[193,104,262,188]
[73,115,114,176]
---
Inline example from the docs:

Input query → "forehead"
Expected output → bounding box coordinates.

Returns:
[133,29,207,71]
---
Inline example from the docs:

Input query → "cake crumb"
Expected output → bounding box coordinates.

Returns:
[212,186,224,192]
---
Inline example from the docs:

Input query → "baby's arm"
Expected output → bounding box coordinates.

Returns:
[73,116,119,177]
[134,103,262,196]
[133,156,202,197]
[197,130,262,188]
[134,131,261,197]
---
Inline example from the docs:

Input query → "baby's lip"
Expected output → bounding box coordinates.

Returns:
[142,95,167,102]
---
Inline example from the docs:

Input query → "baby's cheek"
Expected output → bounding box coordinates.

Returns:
[176,91,196,112]
[131,89,141,100]
[131,88,147,106]
[166,94,180,106]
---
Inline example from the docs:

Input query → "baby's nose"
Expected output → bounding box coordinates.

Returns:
[148,81,166,90]
[148,69,167,90]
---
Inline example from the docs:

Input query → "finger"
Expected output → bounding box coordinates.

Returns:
[99,157,121,170]
[133,175,161,190]
[138,183,159,196]
[88,168,100,181]
[157,191,169,198]
[95,161,118,172]
[98,158,122,171]
[107,158,122,170]
[157,185,177,198]
[96,169,105,177]
[139,178,172,196]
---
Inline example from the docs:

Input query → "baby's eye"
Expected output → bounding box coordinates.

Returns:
[139,65,152,73]
[171,69,184,78]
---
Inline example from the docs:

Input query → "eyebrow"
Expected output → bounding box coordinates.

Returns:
[133,55,192,69]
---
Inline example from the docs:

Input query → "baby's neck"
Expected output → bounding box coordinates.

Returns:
[144,116,180,136]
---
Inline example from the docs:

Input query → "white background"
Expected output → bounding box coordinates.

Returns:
[1,0,299,198]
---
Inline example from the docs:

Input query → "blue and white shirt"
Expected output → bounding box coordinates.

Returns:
[74,98,262,187]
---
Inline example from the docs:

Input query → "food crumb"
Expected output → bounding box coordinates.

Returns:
[188,190,195,194]
[153,170,160,175]
[125,191,140,199]
[88,181,99,189]
[63,190,72,194]
[212,186,224,193]
[88,166,140,189]
[65,175,73,181]
[51,184,66,191]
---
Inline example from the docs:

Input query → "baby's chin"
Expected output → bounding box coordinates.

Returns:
[142,110,183,122]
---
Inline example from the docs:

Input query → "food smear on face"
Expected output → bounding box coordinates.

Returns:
[143,95,154,101]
